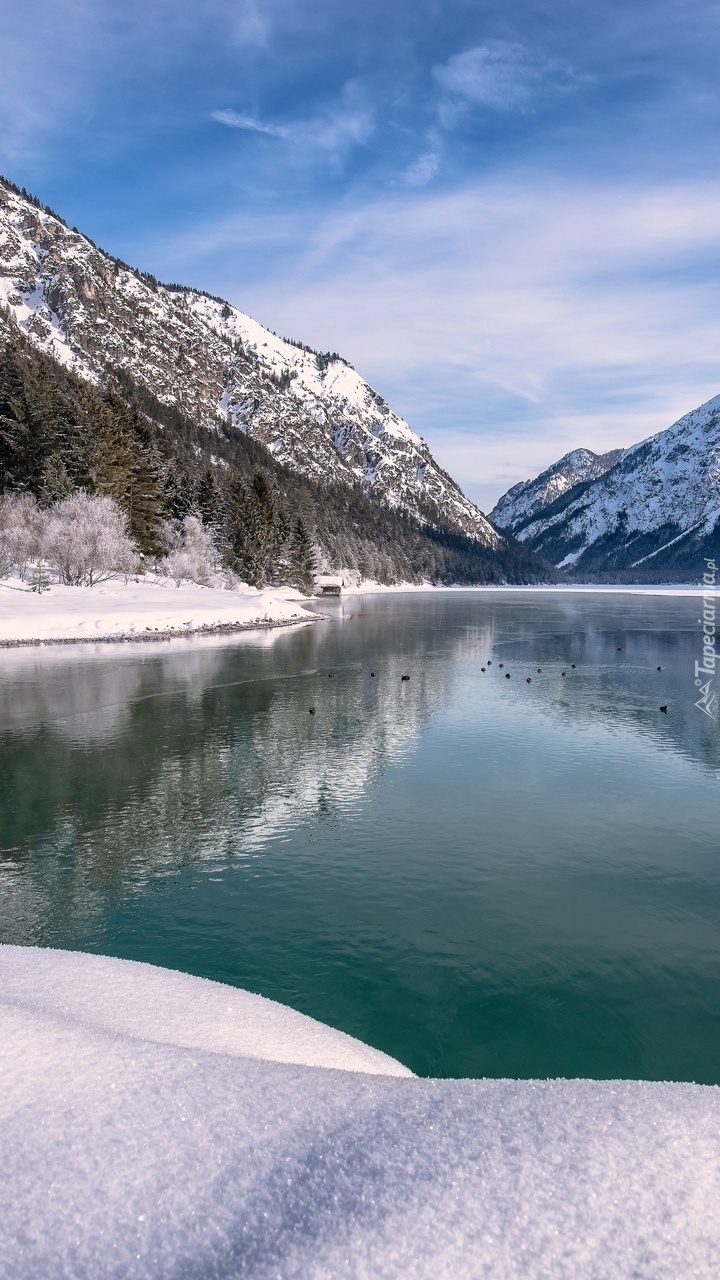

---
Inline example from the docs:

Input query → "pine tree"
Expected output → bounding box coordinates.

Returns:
[225,476,263,586]
[197,463,225,528]
[39,455,73,505]
[269,504,291,583]
[163,462,197,521]
[0,340,39,490]
[30,559,51,593]
[124,411,167,554]
[81,392,134,503]
[357,546,373,583]
[290,517,317,594]
[249,471,275,584]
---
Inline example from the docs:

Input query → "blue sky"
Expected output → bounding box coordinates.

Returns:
[2,0,720,508]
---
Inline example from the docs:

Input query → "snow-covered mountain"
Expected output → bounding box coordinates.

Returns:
[489,448,624,536]
[0,178,496,545]
[490,398,720,576]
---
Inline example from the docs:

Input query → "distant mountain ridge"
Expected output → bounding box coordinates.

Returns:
[490,398,720,578]
[0,176,496,546]
[490,448,625,536]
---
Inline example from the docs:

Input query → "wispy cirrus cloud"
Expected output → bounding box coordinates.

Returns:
[433,41,587,118]
[5,0,719,513]
[402,131,442,187]
[399,40,589,184]
[0,0,278,162]
[211,82,374,158]
[211,110,290,138]
[135,171,720,511]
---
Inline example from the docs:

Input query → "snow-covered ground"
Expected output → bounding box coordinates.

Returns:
[2,946,720,1280]
[1,576,718,649]
[0,574,314,645]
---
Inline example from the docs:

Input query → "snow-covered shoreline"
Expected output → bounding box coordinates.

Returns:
[2,946,720,1280]
[2,575,717,651]
[0,574,315,647]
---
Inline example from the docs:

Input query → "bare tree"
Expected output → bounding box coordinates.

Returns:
[0,493,44,581]
[42,492,138,586]
[159,516,218,587]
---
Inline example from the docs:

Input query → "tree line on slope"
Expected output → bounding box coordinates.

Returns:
[0,319,556,588]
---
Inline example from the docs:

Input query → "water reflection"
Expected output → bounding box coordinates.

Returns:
[2,594,717,913]
[474,595,719,779]
[1,591,719,1081]
[0,602,497,942]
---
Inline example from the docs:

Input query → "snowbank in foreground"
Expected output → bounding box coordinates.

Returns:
[2,948,720,1280]
[0,575,314,644]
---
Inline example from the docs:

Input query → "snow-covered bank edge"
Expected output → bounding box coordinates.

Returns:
[0,574,317,647]
[3,946,720,1280]
[0,613,314,649]
[3,575,717,651]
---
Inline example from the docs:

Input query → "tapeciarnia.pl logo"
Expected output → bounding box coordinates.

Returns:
[695,558,718,719]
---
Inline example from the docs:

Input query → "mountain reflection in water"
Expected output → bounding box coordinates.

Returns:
[1,591,719,1081]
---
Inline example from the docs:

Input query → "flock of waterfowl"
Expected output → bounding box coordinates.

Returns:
[308,653,670,715]
[477,653,669,713]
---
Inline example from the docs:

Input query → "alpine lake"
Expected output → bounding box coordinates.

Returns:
[1,590,719,1083]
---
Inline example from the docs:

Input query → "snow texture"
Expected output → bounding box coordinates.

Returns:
[2,945,720,1280]
[0,575,313,644]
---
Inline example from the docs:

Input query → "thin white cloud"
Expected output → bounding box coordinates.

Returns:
[433,41,585,117]
[127,173,720,507]
[211,82,374,157]
[211,110,290,138]
[403,131,442,187]
[304,104,374,153]
[225,0,270,49]
[0,1,280,161]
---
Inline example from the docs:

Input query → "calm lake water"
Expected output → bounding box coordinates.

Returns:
[1,590,719,1081]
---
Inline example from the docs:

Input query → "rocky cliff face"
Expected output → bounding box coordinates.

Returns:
[489,448,624,536]
[489,400,720,576]
[0,178,497,545]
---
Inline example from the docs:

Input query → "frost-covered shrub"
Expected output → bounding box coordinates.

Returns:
[42,492,138,586]
[159,516,218,587]
[221,566,243,591]
[0,493,45,581]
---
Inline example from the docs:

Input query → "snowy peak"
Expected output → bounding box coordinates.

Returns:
[489,447,624,536]
[490,396,720,577]
[0,178,497,545]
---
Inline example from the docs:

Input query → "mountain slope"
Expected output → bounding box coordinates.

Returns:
[0,320,555,586]
[490,397,720,578]
[0,177,495,545]
[489,447,624,536]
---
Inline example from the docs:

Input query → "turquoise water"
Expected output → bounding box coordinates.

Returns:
[1,590,719,1080]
